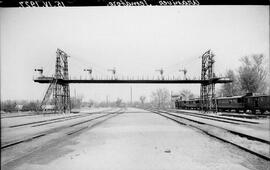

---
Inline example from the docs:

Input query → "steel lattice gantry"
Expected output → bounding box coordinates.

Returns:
[39,49,71,113]
[35,49,231,113]
[200,50,217,112]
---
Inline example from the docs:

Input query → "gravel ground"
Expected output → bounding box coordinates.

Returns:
[2,108,268,170]
[171,109,269,130]
[1,107,110,128]
[166,110,270,142]
[1,108,121,166]
[1,108,113,143]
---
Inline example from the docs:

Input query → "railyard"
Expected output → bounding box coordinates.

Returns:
[2,35,269,170]
[1,6,269,170]
[1,107,269,170]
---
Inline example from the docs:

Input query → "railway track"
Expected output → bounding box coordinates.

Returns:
[1,111,74,119]
[1,113,42,119]
[147,108,270,161]
[166,109,259,125]
[7,109,113,128]
[1,109,125,150]
[151,108,269,144]
[220,112,270,119]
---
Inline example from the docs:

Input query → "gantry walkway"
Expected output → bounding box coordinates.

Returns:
[34,77,232,85]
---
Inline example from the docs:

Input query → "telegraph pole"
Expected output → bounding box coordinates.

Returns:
[130,86,133,106]
[269,54,270,95]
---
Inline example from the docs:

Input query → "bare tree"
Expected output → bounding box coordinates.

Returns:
[115,98,122,107]
[139,96,146,105]
[1,100,41,112]
[218,69,240,96]
[71,95,84,109]
[1,100,17,112]
[179,89,195,100]
[88,99,95,107]
[151,88,170,108]
[238,54,267,94]
[22,101,40,111]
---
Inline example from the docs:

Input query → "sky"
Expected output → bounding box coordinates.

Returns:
[1,6,269,103]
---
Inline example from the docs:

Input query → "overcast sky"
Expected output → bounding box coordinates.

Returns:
[1,6,269,103]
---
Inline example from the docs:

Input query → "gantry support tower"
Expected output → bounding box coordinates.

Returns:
[40,49,71,113]
[36,49,231,113]
[200,50,217,112]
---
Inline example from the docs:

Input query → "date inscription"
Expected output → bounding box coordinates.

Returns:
[19,1,65,7]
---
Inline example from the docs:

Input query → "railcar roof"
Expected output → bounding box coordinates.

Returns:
[176,98,200,102]
[175,95,270,102]
[245,95,270,98]
[217,96,244,99]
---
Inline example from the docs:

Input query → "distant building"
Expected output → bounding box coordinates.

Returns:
[42,105,55,111]
[15,104,23,111]
[171,94,182,109]
[171,95,181,101]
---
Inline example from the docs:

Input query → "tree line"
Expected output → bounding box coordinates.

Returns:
[2,54,268,112]
[1,97,86,113]
[218,54,269,96]
[1,100,41,113]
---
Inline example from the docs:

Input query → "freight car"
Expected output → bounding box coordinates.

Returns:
[175,94,270,114]
[176,99,200,110]
[216,96,245,112]
[244,95,270,113]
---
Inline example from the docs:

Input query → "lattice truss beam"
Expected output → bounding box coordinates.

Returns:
[40,49,71,113]
[39,49,220,113]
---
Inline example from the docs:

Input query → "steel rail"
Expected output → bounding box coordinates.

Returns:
[147,109,270,161]
[168,109,260,124]
[1,109,124,150]
[8,109,112,128]
[150,109,269,144]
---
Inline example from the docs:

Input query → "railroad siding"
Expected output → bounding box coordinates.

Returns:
[5,108,267,170]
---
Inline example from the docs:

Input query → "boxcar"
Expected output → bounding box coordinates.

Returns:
[175,94,270,114]
[175,99,200,110]
[244,95,270,113]
[216,96,245,112]
[185,100,195,110]
[187,99,200,110]
[175,99,184,109]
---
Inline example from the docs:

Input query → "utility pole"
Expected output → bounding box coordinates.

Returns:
[268,54,270,95]
[170,91,173,108]
[73,89,77,110]
[130,86,133,106]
